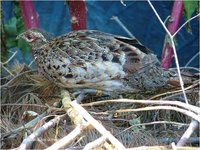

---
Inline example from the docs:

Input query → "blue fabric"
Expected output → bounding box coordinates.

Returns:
[3,1,199,67]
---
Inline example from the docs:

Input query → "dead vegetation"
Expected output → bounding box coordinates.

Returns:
[1,56,199,149]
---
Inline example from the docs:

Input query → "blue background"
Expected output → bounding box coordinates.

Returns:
[3,1,199,67]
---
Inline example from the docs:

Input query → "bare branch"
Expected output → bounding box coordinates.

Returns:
[177,120,199,146]
[90,105,200,122]
[1,65,15,76]
[147,0,189,104]
[171,36,188,104]
[169,67,200,73]
[83,136,107,150]
[0,51,17,65]
[82,99,200,114]
[18,114,67,150]
[120,0,126,7]
[150,82,199,100]
[173,13,200,38]
[2,111,47,141]
[116,121,188,137]
[70,101,126,150]
[45,123,90,150]
[1,103,47,108]
[185,51,200,67]
[147,0,172,37]
[127,145,198,150]
[111,16,135,38]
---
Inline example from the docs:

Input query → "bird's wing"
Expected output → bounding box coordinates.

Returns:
[39,30,158,86]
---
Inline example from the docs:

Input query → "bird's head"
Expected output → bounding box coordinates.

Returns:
[17,28,49,49]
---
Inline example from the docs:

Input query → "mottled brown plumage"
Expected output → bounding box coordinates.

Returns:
[18,29,170,94]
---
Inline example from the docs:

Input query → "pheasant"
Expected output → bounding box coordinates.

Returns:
[17,29,170,94]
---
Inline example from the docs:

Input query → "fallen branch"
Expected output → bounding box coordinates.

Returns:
[70,101,126,150]
[158,137,200,145]
[45,92,107,150]
[2,111,47,143]
[18,113,67,150]
[82,99,200,114]
[1,103,47,108]
[150,81,199,100]
[45,122,90,150]
[127,145,199,150]
[115,121,188,137]
[90,105,200,122]
[83,136,107,150]
[43,91,90,149]
[177,119,199,146]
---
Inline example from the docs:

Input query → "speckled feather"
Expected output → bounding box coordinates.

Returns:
[18,29,170,93]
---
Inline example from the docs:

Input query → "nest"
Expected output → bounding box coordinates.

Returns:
[1,58,199,150]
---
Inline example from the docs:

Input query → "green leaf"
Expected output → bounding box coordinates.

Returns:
[4,17,17,36]
[2,1,30,61]
[183,1,199,32]
[13,1,22,17]
[183,1,198,20]
[6,37,17,48]
[16,17,24,33]
[17,39,31,55]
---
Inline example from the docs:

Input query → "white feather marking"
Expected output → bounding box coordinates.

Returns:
[62,58,71,65]
[119,52,126,65]
[33,32,47,42]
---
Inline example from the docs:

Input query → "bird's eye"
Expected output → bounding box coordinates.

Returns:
[25,33,35,42]
[26,34,32,40]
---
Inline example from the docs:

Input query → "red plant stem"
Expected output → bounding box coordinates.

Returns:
[161,0,183,69]
[68,0,86,30]
[19,1,39,29]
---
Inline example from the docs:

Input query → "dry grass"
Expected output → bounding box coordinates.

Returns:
[1,60,199,149]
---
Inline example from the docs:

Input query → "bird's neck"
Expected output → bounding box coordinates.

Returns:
[30,39,47,48]
[30,39,48,58]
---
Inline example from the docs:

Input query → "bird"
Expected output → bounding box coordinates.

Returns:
[17,28,170,95]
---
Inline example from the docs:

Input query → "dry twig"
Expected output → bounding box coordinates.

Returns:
[45,123,90,150]
[177,120,199,146]
[82,99,200,114]
[2,111,47,141]
[70,101,126,150]
[18,114,67,150]
[147,0,188,104]
[83,136,107,150]
[90,105,200,122]
[111,16,135,38]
